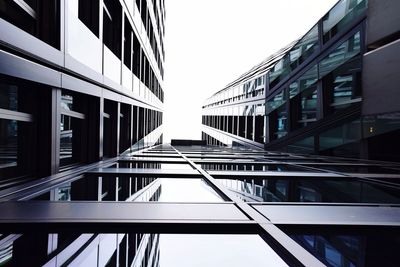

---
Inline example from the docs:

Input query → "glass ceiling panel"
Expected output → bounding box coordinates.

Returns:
[0,233,288,267]
[217,177,400,204]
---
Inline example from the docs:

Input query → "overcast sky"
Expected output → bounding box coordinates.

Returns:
[162,0,338,143]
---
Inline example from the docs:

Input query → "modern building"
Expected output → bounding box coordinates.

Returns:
[202,0,400,162]
[0,0,165,189]
[0,0,165,264]
[0,0,400,266]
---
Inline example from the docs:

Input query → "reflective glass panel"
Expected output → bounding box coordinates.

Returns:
[0,233,288,267]
[319,31,361,78]
[0,119,17,167]
[276,105,288,139]
[323,0,367,43]
[218,177,400,203]
[300,87,318,125]
[266,90,286,115]
[319,120,361,151]
[363,113,400,139]
[269,25,319,89]
[287,136,315,154]
[0,83,18,111]
[283,227,399,267]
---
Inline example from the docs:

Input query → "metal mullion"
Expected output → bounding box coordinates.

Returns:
[12,0,37,19]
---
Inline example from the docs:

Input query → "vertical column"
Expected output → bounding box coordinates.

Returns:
[99,96,104,159]
[116,102,121,155]
[51,88,61,174]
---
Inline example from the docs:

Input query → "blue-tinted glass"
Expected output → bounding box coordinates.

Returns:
[276,105,287,139]
[319,31,361,79]
[287,136,315,154]
[269,25,319,89]
[290,25,319,66]
[287,230,399,267]
[300,87,318,125]
[319,120,361,151]
[363,113,400,139]
[323,56,362,113]
[266,90,286,115]
[323,0,367,43]
[219,177,400,203]
[294,65,318,97]
[268,59,287,89]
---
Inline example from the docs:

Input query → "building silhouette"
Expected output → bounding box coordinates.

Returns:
[0,0,399,266]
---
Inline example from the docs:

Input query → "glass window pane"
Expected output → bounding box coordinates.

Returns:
[0,83,18,111]
[323,0,367,43]
[266,90,286,115]
[319,31,361,78]
[300,87,318,123]
[61,94,73,111]
[269,24,319,89]
[0,119,18,167]
[319,119,361,151]
[287,136,315,154]
[289,24,319,68]
[284,227,399,267]
[219,176,400,203]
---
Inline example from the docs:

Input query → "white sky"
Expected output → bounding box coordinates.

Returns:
[163,0,338,143]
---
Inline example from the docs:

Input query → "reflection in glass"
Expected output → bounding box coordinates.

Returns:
[0,233,288,267]
[268,104,287,140]
[0,232,160,267]
[300,87,318,125]
[286,228,399,267]
[319,32,361,79]
[61,94,73,111]
[0,83,18,111]
[269,25,319,89]
[363,113,400,139]
[289,65,318,100]
[0,119,32,185]
[267,90,286,115]
[0,119,18,167]
[60,114,73,162]
[319,120,361,152]
[322,0,367,43]
[322,55,362,113]
[289,65,318,128]
[218,177,400,203]
[287,136,315,154]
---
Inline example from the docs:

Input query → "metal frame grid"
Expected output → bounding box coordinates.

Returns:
[0,143,399,266]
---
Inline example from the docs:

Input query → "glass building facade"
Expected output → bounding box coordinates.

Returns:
[202,0,400,162]
[0,143,399,266]
[1,0,400,266]
[0,0,165,189]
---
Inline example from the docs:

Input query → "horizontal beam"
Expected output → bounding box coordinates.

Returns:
[208,170,344,178]
[119,157,187,164]
[86,168,202,178]
[0,201,255,233]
